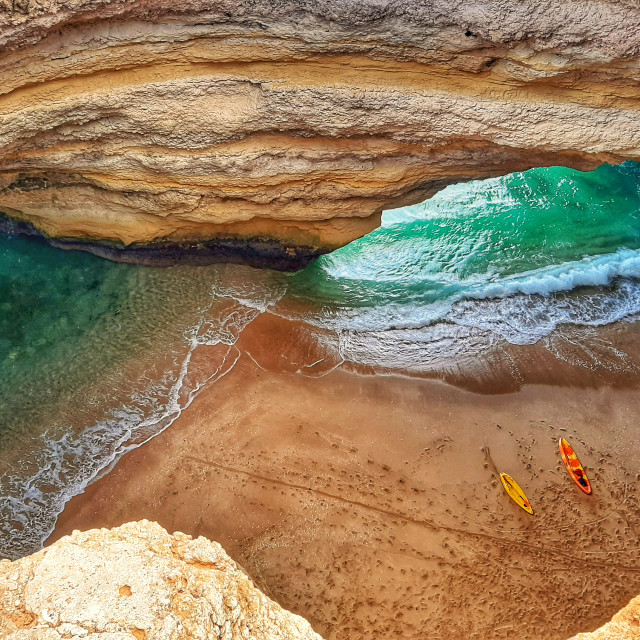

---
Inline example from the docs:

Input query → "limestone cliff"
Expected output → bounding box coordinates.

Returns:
[1,1,640,264]
[569,594,640,640]
[0,520,322,640]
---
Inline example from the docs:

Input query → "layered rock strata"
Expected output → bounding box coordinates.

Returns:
[1,1,640,264]
[0,520,323,640]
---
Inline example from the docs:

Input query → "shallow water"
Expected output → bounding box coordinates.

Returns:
[2,162,640,558]
[0,236,281,558]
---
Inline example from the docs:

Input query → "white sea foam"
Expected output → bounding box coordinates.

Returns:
[275,272,640,376]
[290,249,640,336]
[0,293,264,560]
[336,323,498,374]
[466,249,640,300]
[326,279,640,375]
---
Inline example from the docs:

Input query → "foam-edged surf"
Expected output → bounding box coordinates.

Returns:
[276,162,640,371]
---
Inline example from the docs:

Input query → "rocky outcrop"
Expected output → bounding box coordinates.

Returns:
[0,520,322,640]
[1,1,640,262]
[0,517,638,640]
[569,595,640,639]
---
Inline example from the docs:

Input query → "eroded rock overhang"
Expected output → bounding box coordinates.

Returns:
[1,0,640,267]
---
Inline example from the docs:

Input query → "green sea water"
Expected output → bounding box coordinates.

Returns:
[0,236,272,559]
[0,236,134,423]
[286,162,640,334]
[2,161,640,558]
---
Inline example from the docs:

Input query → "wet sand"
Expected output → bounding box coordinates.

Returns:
[51,313,640,639]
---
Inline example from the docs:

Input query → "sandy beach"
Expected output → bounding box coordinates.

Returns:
[51,313,640,639]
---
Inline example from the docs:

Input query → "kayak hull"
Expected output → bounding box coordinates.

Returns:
[559,438,592,495]
[500,472,534,514]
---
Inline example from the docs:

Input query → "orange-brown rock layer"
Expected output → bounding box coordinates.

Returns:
[1,1,640,257]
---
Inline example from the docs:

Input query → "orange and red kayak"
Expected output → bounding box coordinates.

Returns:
[559,438,592,494]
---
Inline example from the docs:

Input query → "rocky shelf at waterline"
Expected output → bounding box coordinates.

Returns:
[0,211,325,270]
[1,0,640,254]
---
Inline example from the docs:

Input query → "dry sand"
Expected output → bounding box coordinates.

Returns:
[51,313,640,640]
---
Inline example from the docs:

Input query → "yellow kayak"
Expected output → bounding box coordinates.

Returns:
[500,472,534,514]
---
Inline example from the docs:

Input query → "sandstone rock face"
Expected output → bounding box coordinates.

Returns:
[1,1,640,255]
[568,594,640,640]
[0,520,323,640]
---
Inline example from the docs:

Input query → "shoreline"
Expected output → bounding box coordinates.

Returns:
[50,312,640,639]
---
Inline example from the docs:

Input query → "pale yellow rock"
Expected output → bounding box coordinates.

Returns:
[0,520,323,640]
[569,595,640,640]
[1,1,640,251]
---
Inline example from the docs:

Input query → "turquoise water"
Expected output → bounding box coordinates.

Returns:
[0,236,133,417]
[2,161,640,558]
[286,162,640,337]
[0,237,272,559]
